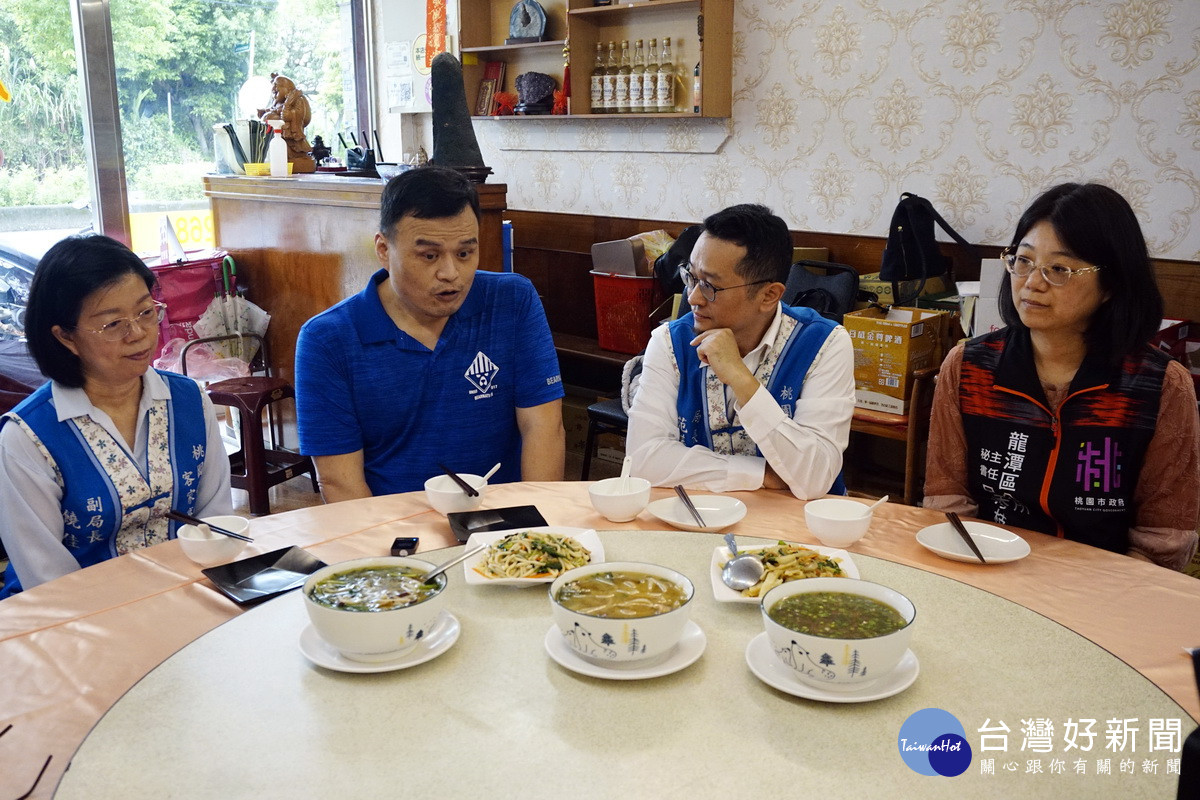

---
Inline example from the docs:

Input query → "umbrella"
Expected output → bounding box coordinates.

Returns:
[193,293,271,363]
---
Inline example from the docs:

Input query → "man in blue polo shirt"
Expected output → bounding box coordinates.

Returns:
[295,166,565,501]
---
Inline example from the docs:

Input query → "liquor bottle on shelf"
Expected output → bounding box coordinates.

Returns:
[644,38,659,115]
[656,37,675,113]
[616,40,631,114]
[590,43,605,114]
[630,39,646,114]
[693,62,701,113]
[603,41,618,114]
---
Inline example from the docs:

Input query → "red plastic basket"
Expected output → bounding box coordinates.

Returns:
[591,271,666,355]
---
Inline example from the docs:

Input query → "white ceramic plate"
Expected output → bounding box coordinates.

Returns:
[463,527,603,586]
[298,611,460,674]
[745,632,918,703]
[646,495,748,532]
[915,521,1031,564]
[544,621,706,680]
[709,544,859,604]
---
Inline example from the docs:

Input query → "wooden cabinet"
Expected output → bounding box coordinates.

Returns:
[459,0,732,118]
[202,175,507,387]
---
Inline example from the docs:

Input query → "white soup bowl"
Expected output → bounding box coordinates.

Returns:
[761,577,915,690]
[548,561,694,667]
[588,476,651,522]
[303,556,447,662]
[424,473,487,514]
[176,515,249,566]
[803,497,874,548]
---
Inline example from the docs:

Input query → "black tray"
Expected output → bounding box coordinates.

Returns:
[202,546,327,604]
[446,505,549,544]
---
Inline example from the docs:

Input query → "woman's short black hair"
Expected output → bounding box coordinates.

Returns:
[997,182,1163,363]
[379,165,480,237]
[701,203,792,286]
[25,235,157,388]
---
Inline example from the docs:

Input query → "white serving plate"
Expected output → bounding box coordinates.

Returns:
[646,495,747,532]
[298,611,460,674]
[709,543,859,604]
[463,526,603,586]
[544,621,706,680]
[916,520,1031,564]
[745,632,919,703]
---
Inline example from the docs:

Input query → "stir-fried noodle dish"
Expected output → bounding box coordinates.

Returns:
[728,541,846,597]
[474,530,592,579]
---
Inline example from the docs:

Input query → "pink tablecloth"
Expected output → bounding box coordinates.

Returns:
[1,483,1197,798]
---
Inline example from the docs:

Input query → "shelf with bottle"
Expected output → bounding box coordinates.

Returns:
[565,0,729,117]
[458,0,730,119]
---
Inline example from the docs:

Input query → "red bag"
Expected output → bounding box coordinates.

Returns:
[143,249,234,359]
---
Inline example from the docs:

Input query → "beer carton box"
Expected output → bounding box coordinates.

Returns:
[855,271,949,309]
[792,246,830,263]
[844,306,948,414]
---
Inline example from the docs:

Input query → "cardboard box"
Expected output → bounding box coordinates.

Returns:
[971,258,1006,337]
[792,246,829,263]
[856,271,949,309]
[844,306,949,414]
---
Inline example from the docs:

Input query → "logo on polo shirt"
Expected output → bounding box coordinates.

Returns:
[465,351,499,400]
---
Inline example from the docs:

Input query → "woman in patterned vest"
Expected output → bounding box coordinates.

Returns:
[0,236,232,597]
[924,183,1198,570]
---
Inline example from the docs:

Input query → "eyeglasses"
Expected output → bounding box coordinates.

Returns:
[678,267,769,302]
[78,302,166,342]
[1001,249,1102,287]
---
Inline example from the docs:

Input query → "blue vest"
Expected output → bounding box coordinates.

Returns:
[1,371,207,597]
[669,305,846,494]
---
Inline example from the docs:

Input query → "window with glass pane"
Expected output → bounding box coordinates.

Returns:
[110,0,358,252]
[0,0,90,339]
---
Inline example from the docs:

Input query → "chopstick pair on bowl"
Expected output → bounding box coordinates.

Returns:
[167,510,254,543]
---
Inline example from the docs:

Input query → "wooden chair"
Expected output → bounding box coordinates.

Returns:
[181,334,318,515]
[846,367,937,506]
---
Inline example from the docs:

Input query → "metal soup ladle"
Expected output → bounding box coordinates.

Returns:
[420,543,488,587]
[721,532,764,591]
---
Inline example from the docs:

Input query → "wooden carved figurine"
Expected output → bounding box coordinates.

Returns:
[257,73,316,173]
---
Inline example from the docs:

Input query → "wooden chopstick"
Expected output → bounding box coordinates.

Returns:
[438,464,479,497]
[167,510,254,543]
[673,485,707,528]
[946,511,987,564]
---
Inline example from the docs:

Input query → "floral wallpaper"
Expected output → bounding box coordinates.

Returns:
[465,0,1200,260]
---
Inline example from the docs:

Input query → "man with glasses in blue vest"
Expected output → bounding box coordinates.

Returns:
[627,204,854,499]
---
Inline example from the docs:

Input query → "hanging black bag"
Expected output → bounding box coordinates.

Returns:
[880,192,978,306]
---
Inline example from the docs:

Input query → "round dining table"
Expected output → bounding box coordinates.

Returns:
[1,482,1197,798]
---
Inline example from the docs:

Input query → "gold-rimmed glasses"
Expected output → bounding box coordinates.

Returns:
[78,302,167,342]
[1001,248,1102,287]
[678,267,769,302]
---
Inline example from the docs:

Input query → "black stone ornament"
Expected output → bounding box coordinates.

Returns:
[514,71,555,115]
[430,52,492,182]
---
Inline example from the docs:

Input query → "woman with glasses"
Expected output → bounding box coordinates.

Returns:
[924,183,1199,570]
[0,235,232,596]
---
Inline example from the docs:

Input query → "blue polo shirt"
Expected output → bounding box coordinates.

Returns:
[295,269,563,495]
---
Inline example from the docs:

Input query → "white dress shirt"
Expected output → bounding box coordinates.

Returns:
[627,305,855,499]
[0,369,232,591]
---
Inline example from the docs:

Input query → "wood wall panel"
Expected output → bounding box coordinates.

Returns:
[204,175,507,387]
[509,210,1199,326]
